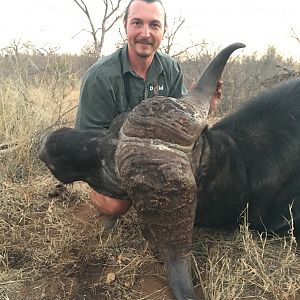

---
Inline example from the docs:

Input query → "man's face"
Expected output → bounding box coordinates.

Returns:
[124,0,165,59]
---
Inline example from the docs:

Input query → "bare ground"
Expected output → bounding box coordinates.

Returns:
[1,177,300,300]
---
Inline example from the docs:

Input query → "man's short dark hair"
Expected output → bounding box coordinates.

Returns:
[123,0,167,29]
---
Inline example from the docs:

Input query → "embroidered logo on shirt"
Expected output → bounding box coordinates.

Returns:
[149,84,164,96]
[149,85,164,91]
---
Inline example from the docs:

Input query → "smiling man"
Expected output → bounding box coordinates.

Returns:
[125,0,166,77]
[74,0,221,222]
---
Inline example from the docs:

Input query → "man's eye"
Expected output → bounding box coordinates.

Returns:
[151,23,161,29]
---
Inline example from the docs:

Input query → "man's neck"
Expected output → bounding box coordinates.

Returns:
[128,51,154,80]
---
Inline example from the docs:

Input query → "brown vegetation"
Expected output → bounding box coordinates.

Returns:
[0,45,300,300]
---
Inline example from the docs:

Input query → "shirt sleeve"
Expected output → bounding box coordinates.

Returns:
[75,67,116,130]
[168,61,188,98]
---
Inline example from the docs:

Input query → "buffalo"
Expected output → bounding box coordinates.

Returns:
[39,43,300,300]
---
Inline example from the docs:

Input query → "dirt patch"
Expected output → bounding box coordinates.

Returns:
[1,182,300,300]
[11,198,179,300]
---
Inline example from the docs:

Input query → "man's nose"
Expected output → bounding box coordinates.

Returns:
[140,25,150,38]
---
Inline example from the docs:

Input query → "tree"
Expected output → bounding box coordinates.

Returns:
[73,0,125,57]
[291,27,300,46]
[160,16,202,59]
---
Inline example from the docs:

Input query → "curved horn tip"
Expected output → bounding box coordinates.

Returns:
[227,42,246,50]
[192,42,246,98]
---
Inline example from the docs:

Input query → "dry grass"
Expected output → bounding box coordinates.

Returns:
[0,63,299,300]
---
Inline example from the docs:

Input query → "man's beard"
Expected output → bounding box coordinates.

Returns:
[135,43,155,58]
[136,49,153,58]
[134,37,156,58]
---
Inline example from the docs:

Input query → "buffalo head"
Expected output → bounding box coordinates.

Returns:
[39,43,245,300]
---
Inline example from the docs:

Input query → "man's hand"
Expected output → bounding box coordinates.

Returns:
[189,79,223,116]
[209,80,223,116]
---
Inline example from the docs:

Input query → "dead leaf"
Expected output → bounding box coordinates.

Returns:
[106,272,116,284]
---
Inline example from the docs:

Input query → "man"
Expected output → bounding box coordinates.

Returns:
[75,0,221,220]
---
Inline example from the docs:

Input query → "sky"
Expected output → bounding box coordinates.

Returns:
[1,0,300,60]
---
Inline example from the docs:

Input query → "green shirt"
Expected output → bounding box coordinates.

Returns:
[75,44,188,130]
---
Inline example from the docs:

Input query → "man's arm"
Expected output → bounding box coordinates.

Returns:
[75,68,116,130]
[168,61,188,98]
[74,67,133,225]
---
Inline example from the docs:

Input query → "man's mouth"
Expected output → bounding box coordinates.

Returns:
[135,39,153,46]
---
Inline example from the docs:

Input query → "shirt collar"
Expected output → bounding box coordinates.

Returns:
[120,44,165,81]
[120,44,132,75]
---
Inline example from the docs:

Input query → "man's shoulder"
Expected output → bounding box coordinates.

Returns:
[156,51,178,65]
[155,51,181,72]
[87,48,122,78]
